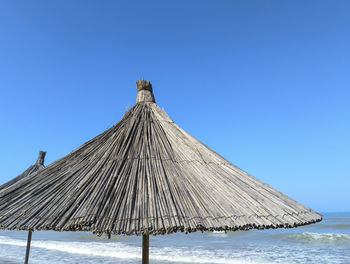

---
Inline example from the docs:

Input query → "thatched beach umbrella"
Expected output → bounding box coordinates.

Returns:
[0,151,46,191]
[0,80,321,264]
[0,151,46,264]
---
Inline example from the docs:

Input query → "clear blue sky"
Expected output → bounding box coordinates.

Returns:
[0,1,349,212]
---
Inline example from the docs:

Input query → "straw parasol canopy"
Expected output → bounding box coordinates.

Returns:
[0,151,46,264]
[0,79,321,263]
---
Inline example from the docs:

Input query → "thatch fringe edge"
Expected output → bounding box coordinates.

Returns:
[0,216,322,237]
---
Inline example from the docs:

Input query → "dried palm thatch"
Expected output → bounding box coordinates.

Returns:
[0,80,321,238]
[0,151,46,191]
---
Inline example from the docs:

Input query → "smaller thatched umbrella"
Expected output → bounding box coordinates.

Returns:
[0,151,46,191]
[0,151,46,264]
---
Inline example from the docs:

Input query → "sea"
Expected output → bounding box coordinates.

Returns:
[0,212,349,264]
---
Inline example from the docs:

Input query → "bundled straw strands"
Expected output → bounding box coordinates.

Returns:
[0,79,321,236]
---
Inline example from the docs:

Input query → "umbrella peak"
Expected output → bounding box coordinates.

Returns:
[36,151,46,165]
[136,79,155,103]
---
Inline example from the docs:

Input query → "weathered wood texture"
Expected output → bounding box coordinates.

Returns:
[0,81,321,236]
[136,79,155,103]
[142,234,149,264]
[24,230,32,264]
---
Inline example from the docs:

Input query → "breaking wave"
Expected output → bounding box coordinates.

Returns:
[282,232,350,243]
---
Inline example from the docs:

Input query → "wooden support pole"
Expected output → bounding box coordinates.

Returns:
[36,151,46,165]
[142,234,149,264]
[24,230,32,264]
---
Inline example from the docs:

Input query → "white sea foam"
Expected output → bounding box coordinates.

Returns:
[1,230,350,264]
[0,235,279,264]
[2,213,350,263]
